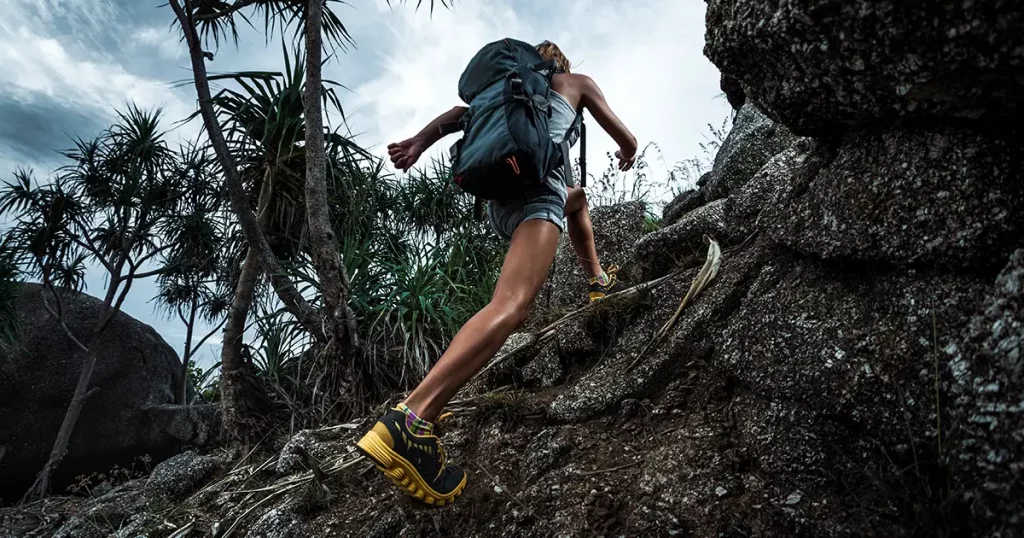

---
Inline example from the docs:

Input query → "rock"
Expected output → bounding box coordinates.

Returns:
[661,103,798,229]
[951,249,1024,534]
[145,450,219,501]
[246,506,304,538]
[700,102,800,203]
[143,403,221,450]
[109,513,175,538]
[634,198,730,280]
[661,188,704,226]
[0,283,212,501]
[52,479,152,537]
[763,127,1024,270]
[704,0,1024,134]
[720,73,746,112]
[719,252,988,456]
[52,516,105,538]
[521,346,565,388]
[366,507,407,538]
[728,137,829,235]
[524,429,572,481]
[548,239,771,422]
[784,491,803,506]
[541,201,646,311]
[275,428,347,477]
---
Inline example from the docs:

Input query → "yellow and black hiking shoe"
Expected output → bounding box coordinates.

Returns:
[588,264,622,302]
[355,408,467,506]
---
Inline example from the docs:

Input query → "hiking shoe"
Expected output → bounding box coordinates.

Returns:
[356,408,467,506]
[588,264,622,302]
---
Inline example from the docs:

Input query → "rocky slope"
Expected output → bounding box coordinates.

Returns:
[0,284,219,504]
[3,2,1022,536]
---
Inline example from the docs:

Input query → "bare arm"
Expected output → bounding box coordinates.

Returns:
[579,75,638,161]
[390,105,467,171]
[413,105,468,149]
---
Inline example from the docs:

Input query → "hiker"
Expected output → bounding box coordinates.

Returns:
[356,39,638,506]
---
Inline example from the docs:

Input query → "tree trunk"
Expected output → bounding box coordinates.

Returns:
[20,329,100,503]
[169,0,325,343]
[220,247,267,447]
[220,169,276,447]
[302,0,359,353]
[175,301,197,405]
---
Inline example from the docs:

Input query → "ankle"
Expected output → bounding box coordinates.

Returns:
[397,402,434,435]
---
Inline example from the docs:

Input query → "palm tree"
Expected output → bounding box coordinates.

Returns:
[1,106,195,502]
[169,0,451,443]
[154,139,233,405]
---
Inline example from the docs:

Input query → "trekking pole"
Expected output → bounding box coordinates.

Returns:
[580,118,587,188]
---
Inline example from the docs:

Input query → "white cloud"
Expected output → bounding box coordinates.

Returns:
[348,0,731,203]
[131,25,185,60]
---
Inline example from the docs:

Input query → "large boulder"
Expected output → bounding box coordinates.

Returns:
[762,127,1024,270]
[662,102,799,226]
[0,283,215,502]
[705,0,1024,135]
[951,249,1024,534]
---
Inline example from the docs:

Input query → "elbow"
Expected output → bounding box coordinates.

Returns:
[624,135,638,155]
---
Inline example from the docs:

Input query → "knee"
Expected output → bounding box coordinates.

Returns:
[565,186,588,216]
[490,295,533,330]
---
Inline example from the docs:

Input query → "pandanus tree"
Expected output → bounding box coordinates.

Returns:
[1,106,204,501]
[168,0,451,445]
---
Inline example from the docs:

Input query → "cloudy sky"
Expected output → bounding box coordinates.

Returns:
[0,0,730,371]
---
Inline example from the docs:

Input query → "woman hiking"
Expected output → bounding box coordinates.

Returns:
[356,40,638,506]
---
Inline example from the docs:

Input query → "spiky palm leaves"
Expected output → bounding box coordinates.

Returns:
[0,105,209,501]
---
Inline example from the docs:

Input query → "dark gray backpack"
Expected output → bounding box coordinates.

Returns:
[442,37,587,210]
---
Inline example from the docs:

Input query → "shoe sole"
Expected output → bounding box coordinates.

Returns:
[356,429,467,506]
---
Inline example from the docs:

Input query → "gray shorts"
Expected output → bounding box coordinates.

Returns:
[486,173,567,241]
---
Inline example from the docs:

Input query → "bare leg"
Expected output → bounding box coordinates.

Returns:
[402,219,561,421]
[564,186,603,279]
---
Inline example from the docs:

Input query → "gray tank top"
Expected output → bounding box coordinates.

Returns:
[548,90,581,186]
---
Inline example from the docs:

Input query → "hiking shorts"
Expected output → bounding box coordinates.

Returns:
[486,173,567,241]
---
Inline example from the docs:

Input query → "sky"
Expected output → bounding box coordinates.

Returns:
[0,0,731,372]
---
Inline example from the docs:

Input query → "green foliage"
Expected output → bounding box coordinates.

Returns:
[0,242,21,351]
[187,359,222,403]
[0,105,191,301]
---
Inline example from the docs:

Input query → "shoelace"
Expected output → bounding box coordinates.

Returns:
[434,412,454,472]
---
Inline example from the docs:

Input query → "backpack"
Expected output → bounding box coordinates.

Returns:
[442,38,586,208]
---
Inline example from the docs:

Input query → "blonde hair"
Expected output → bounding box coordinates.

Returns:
[536,40,571,73]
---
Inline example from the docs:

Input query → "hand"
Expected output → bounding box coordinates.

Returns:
[388,137,425,172]
[615,149,636,172]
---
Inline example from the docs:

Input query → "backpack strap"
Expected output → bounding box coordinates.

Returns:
[559,110,585,188]
[579,118,587,188]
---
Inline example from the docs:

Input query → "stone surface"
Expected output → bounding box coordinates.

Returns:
[763,127,1024,270]
[634,198,730,280]
[951,249,1024,535]
[705,0,1024,134]
[549,239,771,422]
[661,188,704,226]
[0,283,209,501]
[539,201,646,312]
[276,429,342,476]
[145,450,219,501]
[143,404,221,451]
[521,346,565,388]
[700,102,800,203]
[728,137,827,236]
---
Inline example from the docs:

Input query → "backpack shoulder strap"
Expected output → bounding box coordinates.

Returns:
[560,110,585,188]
